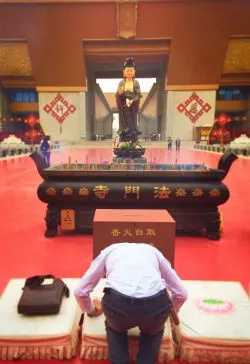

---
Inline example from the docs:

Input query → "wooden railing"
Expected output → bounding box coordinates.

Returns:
[8,102,39,113]
[216,100,248,112]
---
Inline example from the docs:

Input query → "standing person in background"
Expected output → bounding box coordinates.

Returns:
[40,135,51,167]
[175,137,181,152]
[167,137,172,151]
[75,242,187,364]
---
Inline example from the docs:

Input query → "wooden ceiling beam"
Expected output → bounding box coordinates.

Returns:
[83,39,170,56]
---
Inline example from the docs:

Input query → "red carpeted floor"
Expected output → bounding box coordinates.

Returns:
[0,146,250,364]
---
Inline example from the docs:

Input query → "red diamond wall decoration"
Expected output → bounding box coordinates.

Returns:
[43,93,76,124]
[177,92,211,124]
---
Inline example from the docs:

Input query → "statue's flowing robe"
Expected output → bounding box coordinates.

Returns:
[116,79,142,138]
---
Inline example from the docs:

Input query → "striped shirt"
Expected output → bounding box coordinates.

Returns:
[74,243,188,313]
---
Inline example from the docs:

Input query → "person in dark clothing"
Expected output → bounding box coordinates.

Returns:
[175,137,181,151]
[40,135,51,167]
[167,137,172,151]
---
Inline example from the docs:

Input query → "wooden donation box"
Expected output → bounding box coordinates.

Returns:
[93,209,176,267]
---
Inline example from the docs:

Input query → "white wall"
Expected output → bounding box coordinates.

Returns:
[166,90,216,141]
[39,92,86,142]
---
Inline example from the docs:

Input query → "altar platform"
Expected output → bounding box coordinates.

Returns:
[0,279,81,360]
[0,278,250,362]
[176,281,250,363]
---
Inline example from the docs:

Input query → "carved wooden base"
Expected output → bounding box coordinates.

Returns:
[43,205,221,240]
[45,205,60,238]
[206,211,221,240]
[169,208,221,241]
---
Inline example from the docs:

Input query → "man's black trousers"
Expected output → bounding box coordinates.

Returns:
[101,288,172,364]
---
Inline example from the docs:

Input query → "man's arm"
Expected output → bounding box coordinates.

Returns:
[157,252,188,311]
[74,252,106,314]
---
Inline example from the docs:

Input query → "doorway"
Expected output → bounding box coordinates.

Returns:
[96,77,157,139]
[83,39,169,140]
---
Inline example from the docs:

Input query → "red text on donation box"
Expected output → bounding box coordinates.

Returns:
[93,209,176,267]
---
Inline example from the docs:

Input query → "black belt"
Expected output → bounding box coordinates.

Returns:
[103,287,166,306]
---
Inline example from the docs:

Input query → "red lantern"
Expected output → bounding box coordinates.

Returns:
[23,114,40,145]
[216,113,231,127]
[214,113,231,146]
[24,114,39,128]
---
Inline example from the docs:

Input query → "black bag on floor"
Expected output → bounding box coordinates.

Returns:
[17,274,70,315]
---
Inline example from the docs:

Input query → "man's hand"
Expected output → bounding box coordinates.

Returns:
[87,298,103,318]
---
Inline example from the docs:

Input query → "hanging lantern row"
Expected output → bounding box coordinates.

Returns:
[230,116,247,122]
[0,117,23,122]
[0,114,40,126]
[215,113,247,124]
